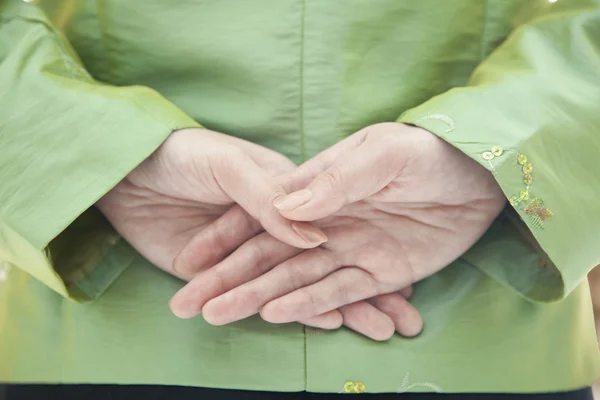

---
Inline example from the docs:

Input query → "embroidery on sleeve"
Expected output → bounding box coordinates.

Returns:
[415,114,455,133]
[481,148,553,229]
[509,153,553,229]
[397,372,443,393]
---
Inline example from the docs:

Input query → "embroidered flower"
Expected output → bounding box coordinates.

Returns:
[415,114,455,133]
[343,381,366,393]
[397,372,443,393]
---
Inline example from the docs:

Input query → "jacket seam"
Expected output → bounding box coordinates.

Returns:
[299,0,307,162]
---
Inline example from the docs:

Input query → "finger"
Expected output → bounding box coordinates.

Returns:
[203,247,340,325]
[169,233,302,319]
[399,286,414,299]
[338,301,396,341]
[370,292,424,337]
[260,267,381,323]
[172,205,261,277]
[274,135,402,221]
[299,311,344,331]
[210,150,327,248]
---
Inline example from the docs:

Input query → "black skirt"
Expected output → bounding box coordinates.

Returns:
[0,385,594,400]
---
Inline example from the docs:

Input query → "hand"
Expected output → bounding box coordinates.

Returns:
[96,128,327,280]
[98,127,412,339]
[171,123,505,330]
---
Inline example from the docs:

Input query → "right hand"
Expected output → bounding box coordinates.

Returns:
[96,128,327,281]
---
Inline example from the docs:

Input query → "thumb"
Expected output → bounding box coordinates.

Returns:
[210,149,328,248]
[274,133,402,221]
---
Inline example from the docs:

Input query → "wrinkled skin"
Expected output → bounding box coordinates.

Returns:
[170,123,506,339]
[97,128,421,340]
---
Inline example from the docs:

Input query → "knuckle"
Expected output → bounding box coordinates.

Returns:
[259,184,287,223]
[332,273,351,305]
[247,241,266,266]
[265,183,287,205]
[303,287,320,316]
[314,248,340,274]
[285,258,304,291]
[213,270,228,295]
[317,166,344,189]
[245,288,263,311]
[285,249,336,291]
[210,224,229,251]
[255,184,287,226]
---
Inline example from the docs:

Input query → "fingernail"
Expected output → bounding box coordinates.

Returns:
[292,223,328,245]
[274,189,312,211]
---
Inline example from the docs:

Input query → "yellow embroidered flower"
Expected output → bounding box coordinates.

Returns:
[344,381,366,393]
[354,382,366,393]
[508,153,552,229]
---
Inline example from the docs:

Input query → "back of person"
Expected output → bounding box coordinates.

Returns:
[1,0,599,398]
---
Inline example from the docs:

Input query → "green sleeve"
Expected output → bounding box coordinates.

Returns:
[399,0,600,302]
[0,1,200,301]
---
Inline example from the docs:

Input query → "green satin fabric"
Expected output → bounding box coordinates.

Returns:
[0,0,599,393]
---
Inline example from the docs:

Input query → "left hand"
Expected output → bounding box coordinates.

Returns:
[171,123,505,332]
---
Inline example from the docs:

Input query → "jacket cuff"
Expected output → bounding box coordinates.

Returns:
[398,101,569,302]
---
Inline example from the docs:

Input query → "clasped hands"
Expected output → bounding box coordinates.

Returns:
[97,123,506,341]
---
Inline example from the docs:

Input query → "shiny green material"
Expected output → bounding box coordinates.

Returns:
[1,0,599,394]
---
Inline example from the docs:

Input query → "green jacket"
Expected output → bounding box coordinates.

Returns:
[1,0,599,394]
